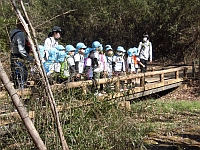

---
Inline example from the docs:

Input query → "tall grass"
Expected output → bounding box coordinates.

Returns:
[1,86,200,150]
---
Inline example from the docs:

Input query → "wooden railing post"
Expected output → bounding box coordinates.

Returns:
[183,67,188,79]
[160,73,164,83]
[115,79,120,92]
[175,70,179,79]
[140,75,145,87]
[192,60,196,77]
[151,67,155,77]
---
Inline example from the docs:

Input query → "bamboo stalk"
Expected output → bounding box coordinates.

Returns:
[10,0,69,149]
[19,3,69,150]
[20,1,69,150]
[0,60,47,150]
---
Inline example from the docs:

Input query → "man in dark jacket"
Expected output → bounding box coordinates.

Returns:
[10,18,33,89]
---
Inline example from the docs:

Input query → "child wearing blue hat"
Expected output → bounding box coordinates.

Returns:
[74,42,87,81]
[113,46,127,91]
[105,45,114,78]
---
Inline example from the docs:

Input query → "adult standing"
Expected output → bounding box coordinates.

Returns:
[137,34,152,73]
[10,18,34,89]
[44,26,61,61]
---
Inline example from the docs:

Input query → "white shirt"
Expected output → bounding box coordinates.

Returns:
[106,56,113,73]
[137,40,152,61]
[67,56,75,67]
[93,51,102,72]
[44,37,58,60]
[113,55,125,72]
[74,53,85,73]
[84,58,93,78]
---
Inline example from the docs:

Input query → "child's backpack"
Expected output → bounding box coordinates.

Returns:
[55,45,66,63]
[57,51,66,63]
[60,56,70,78]
[43,60,54,76]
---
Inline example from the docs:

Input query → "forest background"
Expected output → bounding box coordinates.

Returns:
[0,0,199,64]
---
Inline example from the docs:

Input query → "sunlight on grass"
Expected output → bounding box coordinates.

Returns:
[131,99,200,114]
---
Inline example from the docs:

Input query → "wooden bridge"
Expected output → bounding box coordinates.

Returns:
[0,65,197,126]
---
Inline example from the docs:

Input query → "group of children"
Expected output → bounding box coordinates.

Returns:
[34,26,151,94]
[38,40,144,93]
[10,20,152,90]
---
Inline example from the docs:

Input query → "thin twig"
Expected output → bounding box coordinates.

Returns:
[35,10,76,29]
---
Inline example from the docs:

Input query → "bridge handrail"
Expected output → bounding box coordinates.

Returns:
[52,66,187,91]
[0,67,188,126]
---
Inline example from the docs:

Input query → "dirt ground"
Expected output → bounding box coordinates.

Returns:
[159,73,200,102]
[145,72,200,150]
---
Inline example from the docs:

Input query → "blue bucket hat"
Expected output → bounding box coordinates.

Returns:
[105,45,113,51]
[84,47,93,58]
[92,41,101,49]
[38,45,46,51]
[117,46,125,52]
[55,45,65,51]
[99,44,103,51]
[76,42,87,50]
[38,45,46,58]
[66,45,76,53]
[127,48,134,57]
[132,47,138,55]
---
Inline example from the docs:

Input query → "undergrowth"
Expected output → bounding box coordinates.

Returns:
[0,90,200,150]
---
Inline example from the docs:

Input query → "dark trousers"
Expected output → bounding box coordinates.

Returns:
[140,59,148,73]
[10,56,28,89]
